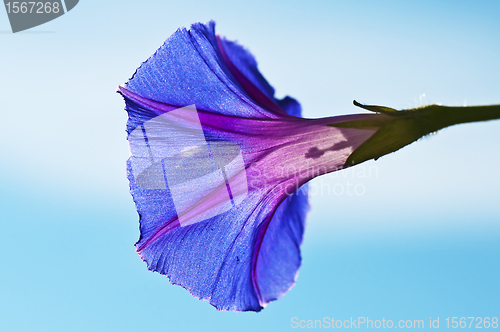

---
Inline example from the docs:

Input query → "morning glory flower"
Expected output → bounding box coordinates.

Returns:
[119,21,500,311]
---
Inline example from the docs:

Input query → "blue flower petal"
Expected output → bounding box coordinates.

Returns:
[125,22,280,120]
[255,184,309,304]
[127,159,271,311]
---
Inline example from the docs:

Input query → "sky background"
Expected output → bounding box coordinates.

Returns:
[1,1,499,331]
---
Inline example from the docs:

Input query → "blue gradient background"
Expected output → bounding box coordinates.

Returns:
[1,1,499,331]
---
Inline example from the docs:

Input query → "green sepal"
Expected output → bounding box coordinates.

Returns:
[330,101,500,167]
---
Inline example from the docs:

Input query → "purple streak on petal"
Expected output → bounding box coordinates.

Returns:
[216,35,289,117]
[188,22,281,119]
[249,97,309,306]
[218,36,276,101]
[216,34,303,119]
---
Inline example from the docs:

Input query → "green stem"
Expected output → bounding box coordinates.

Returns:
[422,104,500,131]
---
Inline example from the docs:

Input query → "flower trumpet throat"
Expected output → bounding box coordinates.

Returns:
[331,101,500,167]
